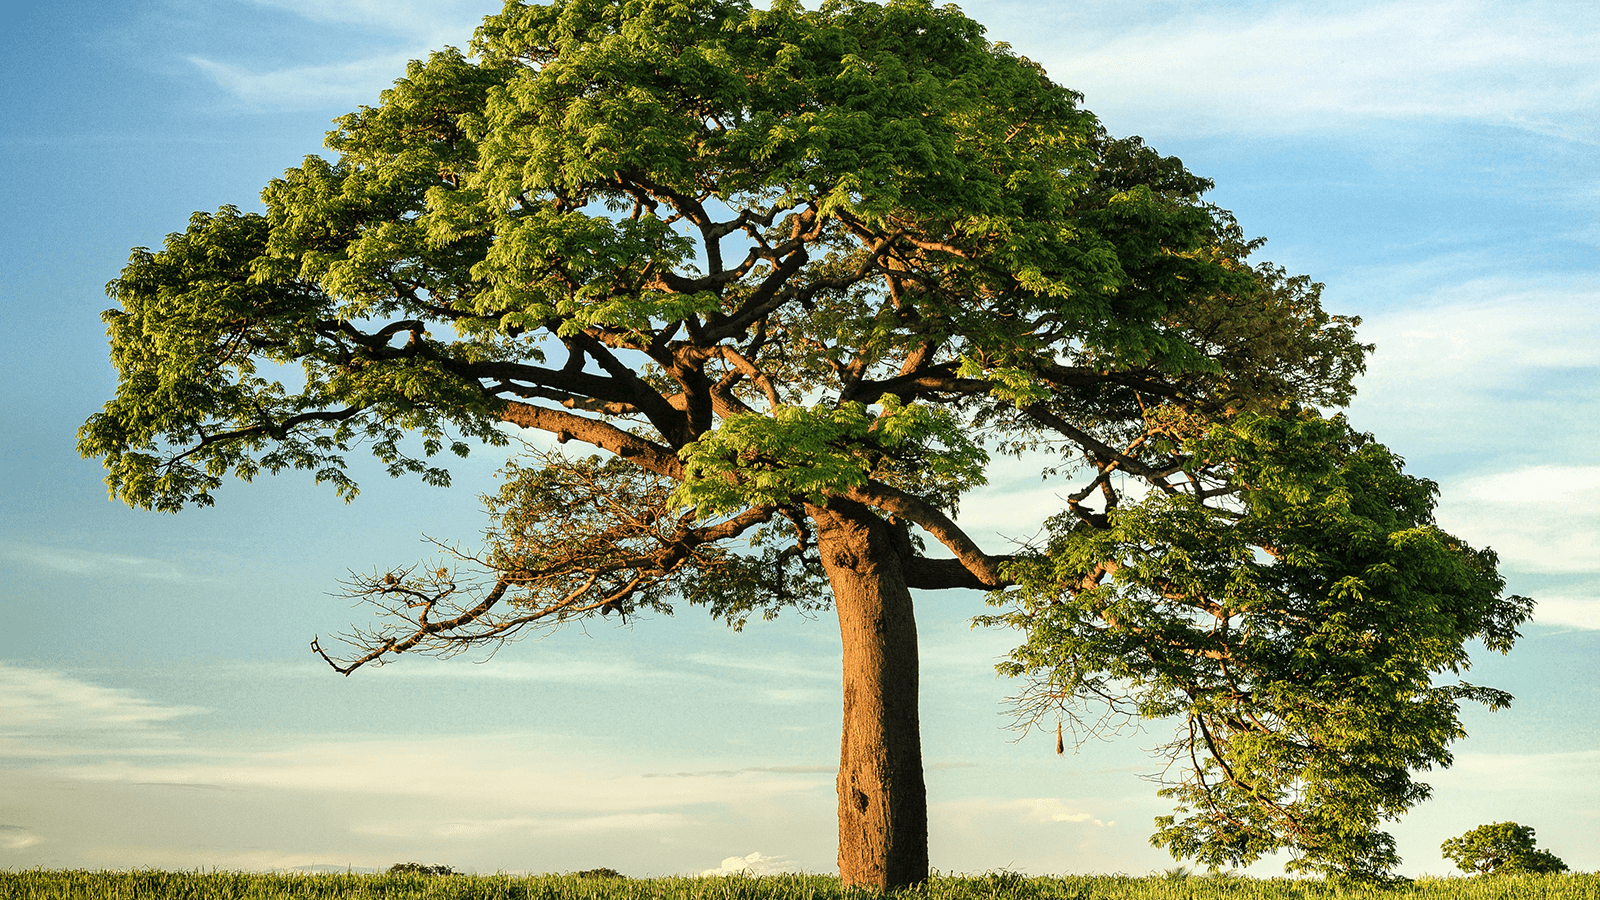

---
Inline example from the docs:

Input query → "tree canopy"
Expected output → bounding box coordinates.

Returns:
[1441,822,1569,875]
[80,0,1529,886]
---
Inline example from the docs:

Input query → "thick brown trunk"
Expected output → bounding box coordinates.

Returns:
[808,499,929,890]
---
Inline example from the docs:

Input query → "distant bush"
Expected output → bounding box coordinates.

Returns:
[575,868,625,879]
[1441,822,1568,875]
[388,862,457,876]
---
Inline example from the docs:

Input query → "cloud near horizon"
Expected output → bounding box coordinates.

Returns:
[699,851,802,877]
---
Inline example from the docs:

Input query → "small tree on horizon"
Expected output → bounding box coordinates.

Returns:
[1441,822,1569,875]
[387,863,457,876]
[81,0,1532,886]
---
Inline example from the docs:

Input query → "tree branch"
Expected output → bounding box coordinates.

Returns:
[498,401,683,477]
[841,480,1007,587]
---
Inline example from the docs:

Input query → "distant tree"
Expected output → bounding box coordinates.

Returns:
[80,0,1531,886]
[1441,822,1569,875]
[387,863,457,876]
[573,868,626,879]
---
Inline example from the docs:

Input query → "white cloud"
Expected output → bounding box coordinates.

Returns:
[1357,283,1600,387]
[1523,592,1600,630]
[352,812,690,841]
[1346,278,1600,466]
[0,662,203,746]
[952,484,1063,546]
[178,0,1600,133]
[937,797,1112,828]
[372,656,697,685]
[698,851,801,876]
[1030,0,1600,141]
[39,734,830,814]
[683,652,837,681]
[185,0,487,109]
[1434,749,1600,794]
[0,826,42,851]
[1434,465,1600,579]
[1007,798,1111,827]
[189,54,424,110]
[313,649,837,695]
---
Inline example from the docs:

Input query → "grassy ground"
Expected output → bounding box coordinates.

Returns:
[1,870,1596,900]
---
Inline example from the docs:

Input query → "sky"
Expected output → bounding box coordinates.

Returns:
[2,0,1598,880]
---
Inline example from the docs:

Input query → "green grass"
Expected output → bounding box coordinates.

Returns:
[1,870,1596,900]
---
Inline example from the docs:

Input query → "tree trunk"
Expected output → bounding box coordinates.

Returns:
[808,499,929,890]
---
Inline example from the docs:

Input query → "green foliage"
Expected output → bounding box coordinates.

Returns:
[574,868,626,879]
[80,0,1519,883]
[981,410,1531,880]
[674,397,986,516]
[1442,822,1569,875]
[81,0,1360,512]
[388,862,458,876]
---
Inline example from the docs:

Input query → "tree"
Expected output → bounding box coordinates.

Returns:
[1441,822,1569,875]
[387,863,457,876]
[79,0,1529,887]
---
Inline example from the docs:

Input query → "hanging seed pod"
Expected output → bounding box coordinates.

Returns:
[1056,721,1064,756]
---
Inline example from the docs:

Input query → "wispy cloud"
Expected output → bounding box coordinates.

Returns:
[351,812,691,841]
[41,733,830,813]
[1357,280,1600,386]
[245,0,487,42]
[0,662,203,748]
[0,539,198,583]
[683,652,837,681]
[184,0,488,110]
[370,655,696,686]
[189,54,424,110]
[1435,466,1600,582]
[0,825,42,851]
[1434,748,1600,794]
[194,0,1598,136]
[1347,276,1600,467]
[642,764,835,779]
[936,796,1113,828]
[1031,0,1600,142]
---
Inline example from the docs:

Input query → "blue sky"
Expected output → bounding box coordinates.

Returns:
[2,0,1597,879]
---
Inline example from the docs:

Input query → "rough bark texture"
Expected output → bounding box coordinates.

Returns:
[808,499,930,890]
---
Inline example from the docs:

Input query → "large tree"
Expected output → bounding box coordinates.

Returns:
[80,0,1529,887]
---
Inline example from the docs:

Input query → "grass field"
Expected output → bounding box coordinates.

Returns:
[2,870,1596,900]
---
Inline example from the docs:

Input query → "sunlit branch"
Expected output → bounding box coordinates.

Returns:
[313,503,780,675]
[498,400,683,476]
[842,480,1008,587]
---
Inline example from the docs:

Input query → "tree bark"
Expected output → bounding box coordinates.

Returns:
[808,499,929,890]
